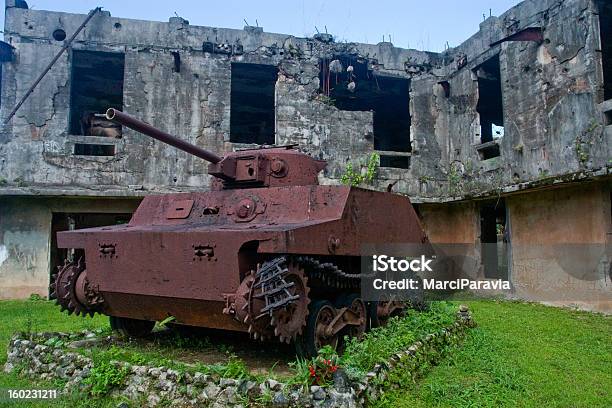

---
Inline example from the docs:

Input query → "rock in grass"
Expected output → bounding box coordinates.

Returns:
[147,393,160,406]
[266,378,282,391]
[203,383,221,398]
[312,386,326,400]
[198,389,209,402]
[67,338,106,349]
[166,369,180,381]
[192,372,212,385]
[238,379,257,394]
[147,367,161,377]
[221,386,239,404]
[333,369,350,391]
[220,377,237,387]
[272,391,289,407]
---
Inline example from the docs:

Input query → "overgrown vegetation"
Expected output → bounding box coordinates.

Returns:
[341,302,456,377]
[0,299,110,407]
[447,162,462,196]
[286,302,457,387]
[1,299,610,407]
[305,346,341,386]
[79,335,253,386]
[314,94,336,106]
[85,359,130,396]
[340,152,380,186]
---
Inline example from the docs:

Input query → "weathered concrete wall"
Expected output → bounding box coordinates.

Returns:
[420,181,611,313]
[0,0,608,202]
[0,198,49,298]
[0,197,140,299]
[507,181,611,312]
[419,202,478,244]
[429,0,611,200]
[0,6,437,197]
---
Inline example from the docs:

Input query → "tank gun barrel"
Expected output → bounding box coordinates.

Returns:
[105,108,222,164]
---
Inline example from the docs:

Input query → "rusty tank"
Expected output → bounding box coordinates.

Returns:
[51,108,428,356]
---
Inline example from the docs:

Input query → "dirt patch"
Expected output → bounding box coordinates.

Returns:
[118,325,298,377]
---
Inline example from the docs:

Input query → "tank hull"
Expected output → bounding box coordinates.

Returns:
[57,185,427,331]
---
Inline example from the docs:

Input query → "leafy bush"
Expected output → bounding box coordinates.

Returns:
[28,294,45,302]
[341,153,380,186]
[84,360,130,396]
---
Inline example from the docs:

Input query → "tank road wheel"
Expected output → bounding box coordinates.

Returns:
[337,294,367,341]
[110,316,155,338]
[271,262,310,344]
[296,300,339,358]
[368,277,426,328]
[368,299,407,328]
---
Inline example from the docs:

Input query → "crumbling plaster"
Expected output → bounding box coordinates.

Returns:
[0,196,139,299]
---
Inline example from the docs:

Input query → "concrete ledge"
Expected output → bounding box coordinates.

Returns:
[0,186,205,198]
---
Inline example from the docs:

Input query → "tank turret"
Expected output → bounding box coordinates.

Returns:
[106,109,326,189]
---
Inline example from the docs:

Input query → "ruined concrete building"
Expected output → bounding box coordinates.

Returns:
[0,0,610,311]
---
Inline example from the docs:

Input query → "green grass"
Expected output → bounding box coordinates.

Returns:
[0,299,109,367]
[342,302,456,376]
[1,299,610,407]
[0,299,110,407]
[374,300,612,408]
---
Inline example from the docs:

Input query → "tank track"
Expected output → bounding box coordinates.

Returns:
[292,256,362,290]
[228,255,419,349]
[292,255,425,318]
[252,255,363,319]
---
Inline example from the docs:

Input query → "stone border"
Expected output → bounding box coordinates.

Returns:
[360,305,476,403]
[4,306,475,407]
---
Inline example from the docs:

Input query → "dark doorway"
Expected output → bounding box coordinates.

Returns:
[50,212,132,289]
[230,63,278,144]
[319,55,411,168]
[475,55,504,146]
[480,199,508,279]
[69,50,124,138]
[597,1,612,100]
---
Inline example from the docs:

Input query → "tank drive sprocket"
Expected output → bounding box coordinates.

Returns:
[51,260,102,317]
[224,257,310,343]
[233,271,274,341]
[269,261,310,344]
